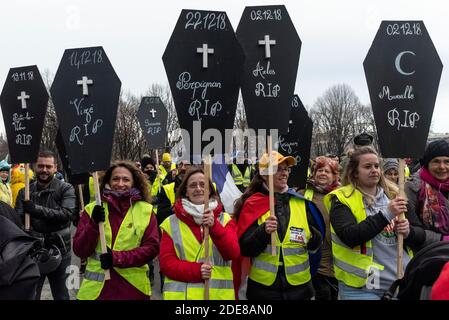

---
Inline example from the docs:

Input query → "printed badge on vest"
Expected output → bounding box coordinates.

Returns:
[290,227,307,244]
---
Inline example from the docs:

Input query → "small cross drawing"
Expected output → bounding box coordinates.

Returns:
[77,76,94,96]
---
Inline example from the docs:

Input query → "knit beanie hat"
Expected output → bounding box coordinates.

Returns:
[0,160,10,171]
[420,139,449,168]
[353,133,374,147]
[141,156,156,170]
[382,158,399,173]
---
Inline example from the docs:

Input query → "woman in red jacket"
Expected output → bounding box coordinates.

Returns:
[159,167,240,300]
[73,161,159,300]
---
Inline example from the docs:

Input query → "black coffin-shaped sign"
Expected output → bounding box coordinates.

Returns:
[0,66,48,164]
[51,47,121,173]
[55,129,89,185]
[277,95,312,189]
[137,97,168,150]
[364,21,443,158]
[163,9,244,157]
[237,5,301,134]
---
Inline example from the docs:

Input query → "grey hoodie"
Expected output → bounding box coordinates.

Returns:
[363,187,411,291]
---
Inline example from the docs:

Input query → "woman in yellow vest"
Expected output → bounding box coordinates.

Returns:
[301,156,340,300]
[234,151,324,300]
[325,146,414,300]
[73,161,159,300]
[159,167,240,300]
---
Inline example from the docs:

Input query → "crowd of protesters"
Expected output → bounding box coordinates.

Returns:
[1,135,449,300]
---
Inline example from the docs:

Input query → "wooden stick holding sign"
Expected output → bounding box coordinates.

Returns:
[203,155,212,300]
[155,150,161,193]
[396,159,407,278]
[92,171,110,281]
[24,164,31,231]
[78,184,85,211]
[267,136,277,256]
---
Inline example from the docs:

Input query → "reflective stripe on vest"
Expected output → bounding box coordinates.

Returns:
[160,212,235,300]
[323,184,384,288]
[77,201,153,300]
[249,197,311,286]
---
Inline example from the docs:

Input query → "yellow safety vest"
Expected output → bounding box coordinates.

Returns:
[0,182,12,206]
[159,164,177,184]
[249,197,311,286]
[88,176,96,203]
[147,179,160,198]
[323,184,384,288]
[160,212,235,300]
[231,165,252,188]
[303,188,314,201]
[163,182,176,206]
[77,201,153,300]
[405,165,410,178]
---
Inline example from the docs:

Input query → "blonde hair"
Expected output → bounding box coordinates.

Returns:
[342,146,398,205]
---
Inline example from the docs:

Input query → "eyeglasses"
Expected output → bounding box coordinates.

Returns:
[276,166,291,173]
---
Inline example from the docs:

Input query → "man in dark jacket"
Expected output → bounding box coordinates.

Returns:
[15,150,76,300]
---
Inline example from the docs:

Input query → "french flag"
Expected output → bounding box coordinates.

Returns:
[211,155,242,214]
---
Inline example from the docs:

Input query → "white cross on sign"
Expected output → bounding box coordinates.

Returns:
[288,120,293,133]
[77,76,94,96]
[150,108,157,118]
[197,44,214,68]
[17,91,30,109]
[258,35,276,59]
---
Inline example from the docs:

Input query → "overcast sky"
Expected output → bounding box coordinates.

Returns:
[1,0,447,134]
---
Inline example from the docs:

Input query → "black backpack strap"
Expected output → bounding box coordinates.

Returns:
[381,278,403,301]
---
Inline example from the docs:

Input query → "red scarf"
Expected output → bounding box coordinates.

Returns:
[308,179,340,195]
[418,168,449,235]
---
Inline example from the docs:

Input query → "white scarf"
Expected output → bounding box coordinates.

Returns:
[182,198,218,225]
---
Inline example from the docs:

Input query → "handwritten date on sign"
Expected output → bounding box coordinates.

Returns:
[69,49,103,69]
[250,9,282,21]
[386,22,422,36]
[184,11,226,31]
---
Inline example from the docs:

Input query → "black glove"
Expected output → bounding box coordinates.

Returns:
[23,200,42,217]
[100,248,113,270]
[91,205,105,224]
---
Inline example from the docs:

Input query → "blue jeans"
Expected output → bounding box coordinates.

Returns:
[338,282,384,300]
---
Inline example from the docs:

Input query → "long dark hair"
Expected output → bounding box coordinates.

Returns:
[233,171,266,222]
[175,167,219,202]
[101,160,151,203]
